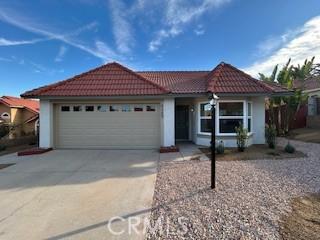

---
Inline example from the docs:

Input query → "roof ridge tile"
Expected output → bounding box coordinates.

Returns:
[110,62,169,93]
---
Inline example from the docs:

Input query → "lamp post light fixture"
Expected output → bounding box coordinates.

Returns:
[209,93,219,189]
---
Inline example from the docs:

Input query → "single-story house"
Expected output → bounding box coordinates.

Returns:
[294,77,320,128]
[301,77,320,116]
[21,62,290,149]
[0,96,39,138]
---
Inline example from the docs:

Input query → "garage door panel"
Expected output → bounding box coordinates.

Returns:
[59,129,159,136]
[55,104,161,149]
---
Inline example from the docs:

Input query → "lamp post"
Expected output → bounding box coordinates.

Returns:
[209,93,219,189]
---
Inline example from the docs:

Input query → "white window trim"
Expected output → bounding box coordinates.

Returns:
[198,100,253,136]
[198,102,213,136]
[217,100,245,136]
[1,112,10,120]
[247,101,253,133]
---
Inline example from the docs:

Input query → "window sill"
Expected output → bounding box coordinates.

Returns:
[197,132,254,137]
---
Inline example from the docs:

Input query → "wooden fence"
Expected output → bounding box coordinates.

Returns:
[265,104,307,131]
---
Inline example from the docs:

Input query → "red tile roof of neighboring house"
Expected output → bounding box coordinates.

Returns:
[24,114,39,124]
[0,96,39,113]
[293,77,320,91]
[21,62,291,97]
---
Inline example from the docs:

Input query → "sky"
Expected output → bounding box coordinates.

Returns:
[1,0,320,96]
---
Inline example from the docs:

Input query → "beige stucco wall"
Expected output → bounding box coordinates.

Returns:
[10,108,23,124]
[0,103,38,137]
[21,109,38,134]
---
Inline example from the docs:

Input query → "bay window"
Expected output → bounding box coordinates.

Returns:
[198,100,252,135]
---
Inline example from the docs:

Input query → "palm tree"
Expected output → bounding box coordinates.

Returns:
[260,57,316,135]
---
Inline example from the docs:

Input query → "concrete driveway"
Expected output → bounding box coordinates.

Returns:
[0,149,158,240]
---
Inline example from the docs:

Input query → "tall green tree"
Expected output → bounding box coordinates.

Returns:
[292,57,315,82]
[260,65,278,126]
[260,57,316,135]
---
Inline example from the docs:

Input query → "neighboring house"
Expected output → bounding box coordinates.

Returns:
[21,62,290,149]
[0,96,39,137]
[294,77,320,127]
[301,77,320,116]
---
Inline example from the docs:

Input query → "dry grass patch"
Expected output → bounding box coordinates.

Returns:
[279,194,320,240]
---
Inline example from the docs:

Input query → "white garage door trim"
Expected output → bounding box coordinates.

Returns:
[55,103,161,149]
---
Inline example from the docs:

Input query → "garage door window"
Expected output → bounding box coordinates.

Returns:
[110,105,119,112]
[61,106,70,112]
[122,105,131,112]
[134,105,144,112]
[73,106,82,112]
[85,106,94,112]
[97,105,107,112]
[146,105,156,112]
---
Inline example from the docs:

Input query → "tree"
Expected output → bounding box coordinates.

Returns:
[260,65,278,126]
[260,57,316,135]
[292,57,315,82]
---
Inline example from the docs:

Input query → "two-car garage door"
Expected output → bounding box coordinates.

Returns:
[55,103,161,149]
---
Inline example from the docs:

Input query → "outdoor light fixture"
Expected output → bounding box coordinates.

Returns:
[209,93,219,189]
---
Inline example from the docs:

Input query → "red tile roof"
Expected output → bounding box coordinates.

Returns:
[293,77,320,91]
[0,96,39,113]
[206,63,288,94]
[22,62,169,97]
[24,114,39,124]
[21,62,291,97]
[138,71,209,93]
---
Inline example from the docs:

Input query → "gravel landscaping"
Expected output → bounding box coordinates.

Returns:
[146,138,320,239]
[199,144,306,161]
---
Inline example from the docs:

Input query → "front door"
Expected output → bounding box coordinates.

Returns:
[175,105,189,140]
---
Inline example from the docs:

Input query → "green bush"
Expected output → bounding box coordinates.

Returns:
[284,142,295,153]
[265,124,277,149]
[216,141,225,154]
[235,124,248,152]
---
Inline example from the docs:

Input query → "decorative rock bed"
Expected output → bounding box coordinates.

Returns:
[146,138,320,239]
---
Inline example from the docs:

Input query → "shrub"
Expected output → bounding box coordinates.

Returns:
[265,124,277,149]
[0,124,9,139]
[235,124,248,152]
[216,141,225,154]
[285,142,295,153]
[0,145,6,151]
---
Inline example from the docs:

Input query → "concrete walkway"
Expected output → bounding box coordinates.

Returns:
[0,149,158,240]
[160,142,209,162]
